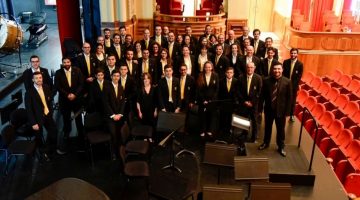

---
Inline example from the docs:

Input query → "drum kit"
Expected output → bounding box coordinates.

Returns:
[0,15,23,54]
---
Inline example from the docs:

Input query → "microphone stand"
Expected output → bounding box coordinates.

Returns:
[159,125,183,173]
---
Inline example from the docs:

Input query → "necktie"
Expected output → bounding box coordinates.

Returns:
[227,79,231,92]
[38,87,49,115]
[105,39,110,47]
[247,76,252,95]
[290,60,295,80]
[268,59,272,74]
[115,85,118,98]
[169,43,173,58]
[146,40,149,49]
[215,56,219,65]
[271,80,278,109]
[121,78,126,90]
[180,77,185,100]
[144,60,149,73]
[66,70,71,87]
[116,46,121,58]
[127,61,132,75]
[168,79,172,102]
[85,55,91,75]
[254,41,258,54]
[99,81,103,91]
[156,36,161,45]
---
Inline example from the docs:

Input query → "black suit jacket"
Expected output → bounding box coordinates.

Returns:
[151,35,168,49]
[88,80,110,112]
[102,81,126,118]
[239,56,261,75]
[180,75,196,107]
[157,77,181,110]
[227,54,243,77]
[283,59,303,91]
[196,72,219,104]
[175,55,196,77]
[262,76,292,117]
[103,66,119,81]
[262,47,279,60]
[238,73,262,111]
[120,59,140,81]
[23,67,53,92]
[75,53,97,78]
[25,84,54,126]
[212,54,230,79]
[168,42,182,62]
[54,67,84,109]
[138,58,157,83]
[107,45,123,66]
[260,58,279,77]
[140,39,155,51]
[210,43,231,57]
[237,36,254,50]
[252,40,266,58]
[219,77,239,112]
[225,39,241,47]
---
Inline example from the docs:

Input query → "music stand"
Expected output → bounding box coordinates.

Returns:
[157,111,186,173]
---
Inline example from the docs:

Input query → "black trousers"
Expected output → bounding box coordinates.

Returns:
[290,88,298,116]
[107,118,125,154]
[35,114,58,153]
[199,104,216,133]
[263,111,286,149]
[60,101,84,140]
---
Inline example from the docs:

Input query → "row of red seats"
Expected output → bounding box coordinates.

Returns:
[297,70,360,198]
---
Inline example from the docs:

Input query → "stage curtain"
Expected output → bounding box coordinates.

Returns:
[343,0,352,10]
[156,0,170,14]
[311,0,334,31]
[292,0,311,21]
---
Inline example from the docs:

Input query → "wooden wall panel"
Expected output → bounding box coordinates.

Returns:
[226,19,248,36]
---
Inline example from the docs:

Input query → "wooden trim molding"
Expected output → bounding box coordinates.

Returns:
[226,19,247,36]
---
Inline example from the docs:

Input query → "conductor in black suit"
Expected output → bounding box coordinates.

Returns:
[54,57,84,149]
[283,48,303,122]
[258,62,292,157]
[23,55,53,92]
[238,62,262,142]
[157,65,181,113]
[25,72,61,160]
[179,63,196,111]
[218,67,238,137]
[103,70,126,159]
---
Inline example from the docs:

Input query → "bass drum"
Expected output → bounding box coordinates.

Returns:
[0,16,23,53]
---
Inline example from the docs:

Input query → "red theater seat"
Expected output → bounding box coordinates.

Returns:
[310,77,322,92]
[345,79,360,94]
[324,69,343,83]
[334,159,355,184]
[318,82,331,96]
[351,110,360,125]
[312,103,326,120]
[349,126,360,139]
[327,148,346,169]
[343,101,359,117]
[334,94,350,110]
[318,111,335,129]
[344,173,360,198]
[334,129,354,150]
[301,71,315,85]
[343,140,360,163]
[325,88,340,103]
[319,137,336,156]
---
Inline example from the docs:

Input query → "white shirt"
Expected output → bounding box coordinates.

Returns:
[198,54,208,72]
[184,57,192,75]
[232,54,237,64]
[108,66,115,75]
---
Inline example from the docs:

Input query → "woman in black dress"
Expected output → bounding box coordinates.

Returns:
[94,43,107,69]
[136,72,158,127]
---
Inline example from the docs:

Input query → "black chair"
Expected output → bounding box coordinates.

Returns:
[128,112,153,140]
[10,108,35,140]
[120,123,149,161]
[0,125,37,175]
[83,112,112,167]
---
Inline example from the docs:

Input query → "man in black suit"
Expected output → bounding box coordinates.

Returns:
[103,70,126,160]
[252,29,266,58]
[218,67,238,138]
[214,34,231,56]
[240,46,261,75]
[212,44,230,80]
[151,25,168,49]
[25,72,62,161]
[238,62,262,142]
[54,57,84,150]
[237,26,254,51]
[103,28,113,52]
[119,26,127,45]
[88,68,108,113]
[228,44,242,77]
[179,64,196,111]
[258,63,292,157]
[140,29,155,51]
[199,24,212,41]
[122,34,134,53]
[23,55,53,92]
[260,47,278,77]
[185,26,198,46]
[263,37,279,60]
[76,42,96,93]
[122,49,139,81]
[138,49,157,83]
[225,30,241,46]
[158,65,181,113]
[104,55,119,81]
[283,48,303,122]
[107,33,123,66]
[119,64,137,114]
[167,32,182,63]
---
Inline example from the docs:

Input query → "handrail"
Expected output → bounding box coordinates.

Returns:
[154,13,226,23]
[298,107,319,172]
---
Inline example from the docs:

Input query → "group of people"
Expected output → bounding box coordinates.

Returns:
[23,24,303,161]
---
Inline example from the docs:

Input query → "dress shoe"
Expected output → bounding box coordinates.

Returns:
[41,153,51,162]
[200,133,205,138]
[207,132,213,137]
[278,148,287,157]
[289,116,295,122]
[56,149,66,155]
[258,143,269,150]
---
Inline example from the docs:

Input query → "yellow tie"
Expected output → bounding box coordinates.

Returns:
[38,87,49,115]
[146,40,149,49]
[156,36,161,46]
[85,55,91,75]
[66,70,71,87]
[290,60,295,80]
[215,56,219,65]
[105,39,110,47]
[116,46,121,58]
[268,59,272,74]
[180,77,185,100]
[121,78,126,90]
[144,60,149,73]
[168,78,172,102]
[115,85,118,97]
[227,79,231,92]
[169,43,173,58]
[247,76,251,95]
[254,41,258,54]
[127,61,132,75]
[99,81,103,91]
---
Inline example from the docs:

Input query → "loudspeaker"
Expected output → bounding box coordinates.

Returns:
[203,184,244,200]
[249,182,291,200]
[234,157,269,181]
[203,142,237,167]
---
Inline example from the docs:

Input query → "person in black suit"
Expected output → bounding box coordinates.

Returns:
[157,65,181,113]
[103,70,126,160]
[212,44,230,80]
[23,55,53,92]
[199,24,213,41]
[196,47,212,77]
[94,43,107,70]
[119,26,127,45]
[137,72,158,127]
[225,30,241,47]
[175,46,196,77]
[238,62,262,142]
[103,28,113,52]
[260,47,278,77]
[88,68,108,113]
[122,49,140,81]
[240,38,251,56]
[218,67,238,138]
[185,26,198,46]
[54,57,84,150]
[104,55,119,81]
[151,25,168,49]
[167,32,182,63]
[258,63,292,157]
[107,33,123,66]
[216,34,231,56]
[237,26,254,51]
[228,44,243,77]
[239,46,261,75]
[157,48,172,81]
[25,72,62,161]
[263,37,279,60]
[138,49,157,84]
[179,64,196,111]
[121,34,134,53]
[75,42,97,95]
[140,29,155,51]
[283,48,303,122]
[252,29,266,59]
[196,61,219,138]
[119,64,137,114]
[182,35,196,56]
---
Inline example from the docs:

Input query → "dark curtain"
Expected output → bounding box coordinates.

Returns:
[82,0,101,44]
